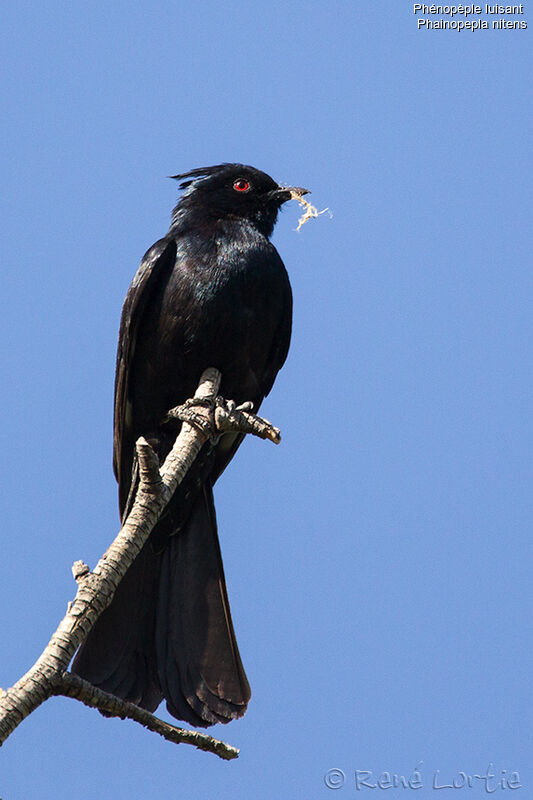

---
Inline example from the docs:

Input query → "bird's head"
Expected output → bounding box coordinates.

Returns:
[170,163,309,237]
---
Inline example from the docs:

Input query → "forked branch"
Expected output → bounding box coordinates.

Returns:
[0,368,280,760]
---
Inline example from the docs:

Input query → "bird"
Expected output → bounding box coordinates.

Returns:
[72,163,308,726]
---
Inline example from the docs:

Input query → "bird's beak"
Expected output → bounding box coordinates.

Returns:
[275,185,310,203]
[287,186,310,197]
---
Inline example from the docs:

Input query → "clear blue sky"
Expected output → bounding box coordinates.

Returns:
[1,2,531,798]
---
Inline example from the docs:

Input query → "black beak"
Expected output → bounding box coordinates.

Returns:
[275,185,310,203]
[287,186,310,197]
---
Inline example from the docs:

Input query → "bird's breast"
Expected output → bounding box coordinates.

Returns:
[144,241,278,398]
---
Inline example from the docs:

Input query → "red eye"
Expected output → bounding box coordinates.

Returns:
[233,179,250,192]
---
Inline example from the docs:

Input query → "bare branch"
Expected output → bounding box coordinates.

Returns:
[57,673,239,760]
[0,367,279,758]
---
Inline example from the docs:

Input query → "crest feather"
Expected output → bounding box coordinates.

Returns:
[169,163,243,190]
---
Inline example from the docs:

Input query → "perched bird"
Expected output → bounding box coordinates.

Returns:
[72,163,308,726]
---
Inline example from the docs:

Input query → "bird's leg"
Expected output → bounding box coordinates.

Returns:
[166,396,281,444]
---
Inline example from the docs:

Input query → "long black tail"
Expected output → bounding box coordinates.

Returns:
[71,484,250,726]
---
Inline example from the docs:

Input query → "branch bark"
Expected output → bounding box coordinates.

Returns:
[0,367,280,760]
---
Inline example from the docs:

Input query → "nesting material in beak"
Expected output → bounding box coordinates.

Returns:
[289,189,330,231]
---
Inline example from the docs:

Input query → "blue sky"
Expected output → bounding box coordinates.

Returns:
[1,2,531,798]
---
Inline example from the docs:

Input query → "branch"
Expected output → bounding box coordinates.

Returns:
[57,673,239,760]
[0,367,280,759]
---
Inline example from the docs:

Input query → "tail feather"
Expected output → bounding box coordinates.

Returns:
[156,483,250,726]
[71,538,162,712]
[72,483,250,727]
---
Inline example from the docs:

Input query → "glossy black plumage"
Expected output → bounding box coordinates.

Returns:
[72,164,303,726]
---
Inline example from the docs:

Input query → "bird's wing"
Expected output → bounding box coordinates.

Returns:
[261,264,293,399]
[113,237,177,511]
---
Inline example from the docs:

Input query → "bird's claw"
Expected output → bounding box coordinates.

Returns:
[214,397,281,444]
[166,397,218,441]
[235,401,254,413]
[166,396,280,444]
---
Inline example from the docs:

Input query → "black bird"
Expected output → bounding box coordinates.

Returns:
[72,163,307,726]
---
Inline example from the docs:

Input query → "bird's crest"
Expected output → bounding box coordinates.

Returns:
[170,164,238,190]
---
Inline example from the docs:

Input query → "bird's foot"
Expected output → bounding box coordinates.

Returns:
[166,397,218,440]
[214,397,281,443]
[166,397,281,444]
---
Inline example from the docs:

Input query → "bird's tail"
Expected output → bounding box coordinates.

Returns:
[71,532,162,711]
[71,484,250,726]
